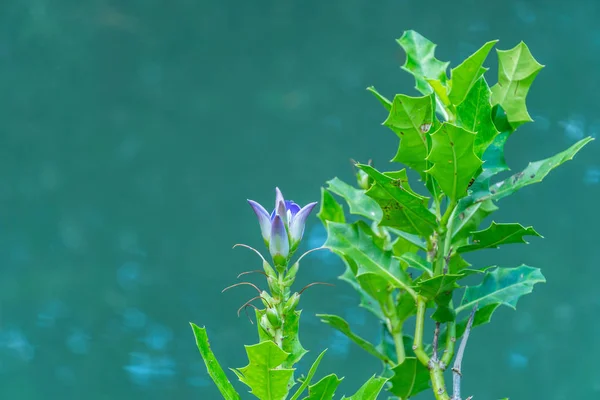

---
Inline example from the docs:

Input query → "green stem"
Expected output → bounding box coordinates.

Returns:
[392,327,405,365]
[384,293,406,365]
[441,320,456,368]
[413,296,430,367]
[435,200,457,275]
[430,363,451,400]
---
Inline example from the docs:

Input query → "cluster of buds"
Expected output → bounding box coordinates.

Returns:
[225,188,321,367]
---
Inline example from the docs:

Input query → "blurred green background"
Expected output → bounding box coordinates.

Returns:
[1,0,598,399]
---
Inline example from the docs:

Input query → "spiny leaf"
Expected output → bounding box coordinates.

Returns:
[326,177,382,221]
[317,314,391,364]
[389,228,427,251]
[491,42,544,128]
[235,341,295,400]
[416,273,466,300]
[486,137,593,202]
[324,221,415,295]
[317,188,345,224]
[397,30,450,95]
[449,40,498,105]
[388,357,430,399]
[342,375,388,400]
[398,252,432,277]
[439,303,501,344]
[392,234,421,257]
[457,222,541,253]
[456,303,501,338]
[457,265,546,314]
[383,94,435,173]
[367,86,392,111]
[358,164,437,237]
[426,123,483,201]
[256,309,307,368]
[190,324,241,400]
[302,374,343,400]
[456,77,499,158]
[452,199,498,241]
[339,265,385,320]
[289,350,328,400]
[356,272,392,306]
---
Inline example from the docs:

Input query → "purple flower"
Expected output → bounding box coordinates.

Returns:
[248,188,317,266]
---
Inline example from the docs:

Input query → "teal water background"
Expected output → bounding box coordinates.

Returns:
[1,1,599,399]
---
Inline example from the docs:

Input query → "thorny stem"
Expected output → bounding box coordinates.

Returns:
[452,305,478,400]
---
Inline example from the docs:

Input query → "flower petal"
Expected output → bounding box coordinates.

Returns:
[285,201,301,219]
[275,187,285,210]
[275,198,288,225]
[289,202,318,245]
[247,200,272,243]
[269,215,289,261]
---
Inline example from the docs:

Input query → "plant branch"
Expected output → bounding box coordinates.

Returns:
[432,322,440,361]
[452,305,477,400]
[412,296,430,367]
[385,292,406,365]
[441,319,456,368]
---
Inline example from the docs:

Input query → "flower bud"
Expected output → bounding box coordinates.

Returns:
[284,293,300,312]
[266,308,282,328]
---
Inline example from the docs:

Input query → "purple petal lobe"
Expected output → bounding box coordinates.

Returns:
[247,200,272,243]
[269,215,289,260]
[289,202,318,244]
[285,201,301,218]
[275,199,288,225]
[275,187,285,211]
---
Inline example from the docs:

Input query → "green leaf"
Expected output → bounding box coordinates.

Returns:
[342,375,388,400]
[426,123,483,201]
[339,266,385,319]
[256,309,307,367]
[317,314,392,364]
[358,165,437,237]
[398,252,432,277]
[302,374,343,400]
[486,137,593,202]
[452,199,498,241]
[290,350,328,400]
[455,303,501,338]
[396,291,418,322]
[397,30,449,95]
[318,188,345,224]
[456,265,546,314]
[390,228,427,251]
[235,341,295,400]
[190,323,241,400]
[392,234,421,257]
[449,40,498,105]
[367,86,392,111]
[388,357,430,399]
[383,94,434,173]
[456,77,499,158]
[324,221,415,295]
[457,222,542,253]
[326,177,382,221]
[439,303,501,343]
[491,42,544,128]
[417,273,465,300]
[356,272,392,306]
